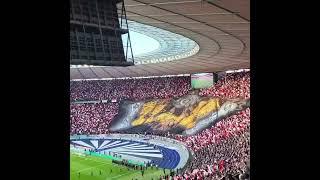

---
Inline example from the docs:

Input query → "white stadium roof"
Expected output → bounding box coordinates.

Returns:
[70,0,249,80]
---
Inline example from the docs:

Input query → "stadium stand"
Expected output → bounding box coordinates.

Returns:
[70,71,250,180]
[199,72,250,99]
[70,76,190,102]
[70,72,249,136]
[70,103,119,135]
[173,108,250,179]
[70,0,250,178]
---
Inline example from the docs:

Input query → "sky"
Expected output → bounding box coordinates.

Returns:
[122,31,160,58]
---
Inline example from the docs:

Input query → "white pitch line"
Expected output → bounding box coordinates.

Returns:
[72,153,142,179]
[74,154,109,164]
[109,171,140,180]
[74,163,108,173]
[72,155,112,174]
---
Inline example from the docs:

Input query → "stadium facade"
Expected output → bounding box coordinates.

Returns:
[70,0,134,66]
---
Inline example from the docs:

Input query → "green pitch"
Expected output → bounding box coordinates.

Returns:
[191,79,213,89]
[70,153,165,180]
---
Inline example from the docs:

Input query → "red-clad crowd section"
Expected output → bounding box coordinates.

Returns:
[70,72,250,180]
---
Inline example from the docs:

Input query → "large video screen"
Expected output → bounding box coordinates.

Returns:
[191,73,214,89]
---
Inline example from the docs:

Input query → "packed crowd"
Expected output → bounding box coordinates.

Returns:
[70,103,119,135]
[70,72,250,135]
[70,76,191,102]
[70,72,250,179]
[174,108,250,180]
[70,76,191,135]
[199,72,250,99]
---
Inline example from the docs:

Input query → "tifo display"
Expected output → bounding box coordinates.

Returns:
[70,71,250,180]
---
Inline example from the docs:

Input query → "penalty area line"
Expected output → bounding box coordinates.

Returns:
[72,155,113,174]
[75,163,108,173]
[109,171,140,180]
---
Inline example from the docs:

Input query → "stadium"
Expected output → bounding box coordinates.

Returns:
[70,0,250,180]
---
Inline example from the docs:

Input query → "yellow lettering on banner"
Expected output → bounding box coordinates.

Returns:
[131,98,221,130]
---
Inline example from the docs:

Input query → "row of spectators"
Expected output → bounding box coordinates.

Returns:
[70,76,191,102]
[70,72,249,103]
[70,72,250,136]
[199,72,250,99]
[173,108,250,180]
[70,76,190,136]
[70,103,119,135]
[70,72,250,179]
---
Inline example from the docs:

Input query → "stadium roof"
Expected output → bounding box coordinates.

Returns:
[125,20,200,65]
[70,0,249,80]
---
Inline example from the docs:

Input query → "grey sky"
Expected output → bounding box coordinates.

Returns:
[122,31,160,57]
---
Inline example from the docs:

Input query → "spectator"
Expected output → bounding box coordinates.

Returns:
[199,72,250,99]
[70,103,119,135]
[174,108,250,179]
[70,76,191,102]
[70,72,250,180]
